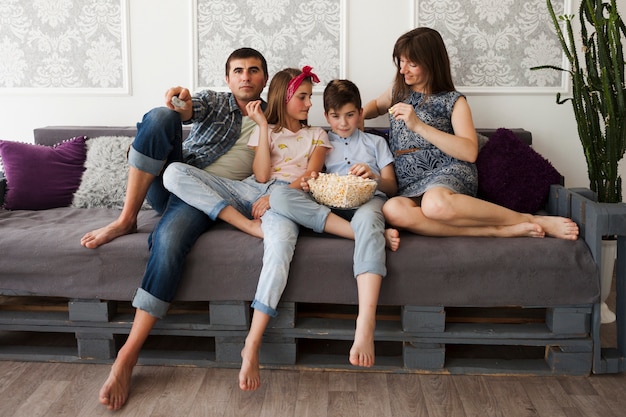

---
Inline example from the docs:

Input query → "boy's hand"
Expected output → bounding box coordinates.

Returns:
[349,163,377,180]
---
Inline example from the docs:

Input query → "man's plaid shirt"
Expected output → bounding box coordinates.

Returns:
[182,90,244,170]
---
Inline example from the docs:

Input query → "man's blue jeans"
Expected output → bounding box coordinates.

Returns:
[127,107,214,319]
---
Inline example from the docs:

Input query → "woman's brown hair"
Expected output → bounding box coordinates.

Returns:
[391,27,455,104]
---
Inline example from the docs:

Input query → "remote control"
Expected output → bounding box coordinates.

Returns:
[171,96,185,108]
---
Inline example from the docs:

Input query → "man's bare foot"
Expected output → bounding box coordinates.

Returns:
[99,357,136,411]
[239,341,261,391]
[81,219,137,249]
[533,216,579,240]
[349,316,375,367]
[384,228,400,251]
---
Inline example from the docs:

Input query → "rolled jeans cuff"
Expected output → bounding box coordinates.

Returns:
[132,287,170,319]
[128,145,166,177]
[251,299,278,318]
[354,261,387,279]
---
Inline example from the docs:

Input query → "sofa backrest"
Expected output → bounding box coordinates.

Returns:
[31,125,532,147]
[32,126,193,146]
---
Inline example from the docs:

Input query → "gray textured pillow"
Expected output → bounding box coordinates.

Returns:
[72,136,150,209]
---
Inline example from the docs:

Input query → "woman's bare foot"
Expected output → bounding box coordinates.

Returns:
[384,228,400,251]
[239,340,261,391]
[496,222,545,238]
[81,219,137,249]
[99,355,136,411]
[533,216,579,240]
[349,315,375,367]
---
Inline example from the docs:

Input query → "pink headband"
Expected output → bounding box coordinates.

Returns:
[285,66,320,103]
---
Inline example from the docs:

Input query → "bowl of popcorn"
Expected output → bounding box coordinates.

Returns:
[307,173,378,209]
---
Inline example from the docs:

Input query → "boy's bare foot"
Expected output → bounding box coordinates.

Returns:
[533,216,579,240]
[349,316,375,367]
[239,341,261,391]
[99,356,136,411]
[384,228,400,251]
[81,219,137,249]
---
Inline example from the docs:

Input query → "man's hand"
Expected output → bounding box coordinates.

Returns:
[165,87,193,121]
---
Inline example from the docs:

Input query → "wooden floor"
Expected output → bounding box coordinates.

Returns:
[1,293,624,416]
[1,360,626,417]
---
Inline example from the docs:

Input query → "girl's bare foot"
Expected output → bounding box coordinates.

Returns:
[99,356,136,411]
[349,316,375,367]
[239,341,261,391]
[248,219,264,239]
[533,216,579,240]
[384,228,400,251]
[81,219,137,249]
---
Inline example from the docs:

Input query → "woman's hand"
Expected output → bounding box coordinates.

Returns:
[251,195,270,219]
[389,103,423,134]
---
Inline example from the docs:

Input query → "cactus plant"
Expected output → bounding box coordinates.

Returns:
[532,0,626,203]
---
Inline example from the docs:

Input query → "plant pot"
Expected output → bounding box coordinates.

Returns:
[601,238,617,324]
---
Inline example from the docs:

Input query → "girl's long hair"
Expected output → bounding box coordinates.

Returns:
[391,27,455,104]
[265,68,311,133]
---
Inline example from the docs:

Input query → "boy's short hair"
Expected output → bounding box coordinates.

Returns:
[323,79,362,112]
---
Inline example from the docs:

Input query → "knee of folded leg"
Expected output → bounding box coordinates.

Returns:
[420,194,454,221]
[162,162,186,192]
[268,188,289,213]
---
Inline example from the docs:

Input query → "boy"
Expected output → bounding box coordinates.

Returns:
[269,79,399,368]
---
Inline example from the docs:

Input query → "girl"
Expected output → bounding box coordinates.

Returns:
[163,66,331,390]
[363,27,579,240]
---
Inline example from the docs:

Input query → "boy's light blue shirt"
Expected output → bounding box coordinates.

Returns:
[325,129,394,176]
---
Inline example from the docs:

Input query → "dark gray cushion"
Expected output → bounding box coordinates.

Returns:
[0,206,599,307]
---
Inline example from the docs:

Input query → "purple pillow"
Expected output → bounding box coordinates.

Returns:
[476,128,562,213]
[0,136,87,210]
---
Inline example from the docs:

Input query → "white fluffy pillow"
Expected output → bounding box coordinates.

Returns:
[72,136,150,209]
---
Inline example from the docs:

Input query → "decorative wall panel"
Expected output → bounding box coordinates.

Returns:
[194,0,345,90]
[415,0,570,93]
[0,0,129,93]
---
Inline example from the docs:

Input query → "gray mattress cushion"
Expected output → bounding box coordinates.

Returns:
[0,206,599,306]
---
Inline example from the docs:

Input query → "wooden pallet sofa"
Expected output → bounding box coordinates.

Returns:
[1,125,625,376]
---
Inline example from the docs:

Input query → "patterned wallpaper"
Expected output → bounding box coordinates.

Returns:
[194,0,344,90]
[0,0,567,94]
[0,0,128,91]
[416,0,568,92]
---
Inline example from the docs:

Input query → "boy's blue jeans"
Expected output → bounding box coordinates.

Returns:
[126,107,215,319]
[270,187,388,278]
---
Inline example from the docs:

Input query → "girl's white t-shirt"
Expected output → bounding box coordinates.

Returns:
[248,125,331,183]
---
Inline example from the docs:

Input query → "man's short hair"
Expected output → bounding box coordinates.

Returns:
[225,47,268,78]
[323,79,362,113]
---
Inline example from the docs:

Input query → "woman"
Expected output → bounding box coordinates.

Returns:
[363,27,579,240]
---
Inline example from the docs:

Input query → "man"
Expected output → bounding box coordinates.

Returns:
[90,47,269,411]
